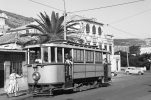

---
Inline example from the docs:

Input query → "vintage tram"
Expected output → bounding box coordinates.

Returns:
[25,40,111,95]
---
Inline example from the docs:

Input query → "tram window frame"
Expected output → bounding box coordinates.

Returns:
[57,47,63,63]
[42,47,48,63]
[29,47,41,64]
[73,49,84,63]
[95,51,103,63]
[85,50,94,63]
[51,47,56,63]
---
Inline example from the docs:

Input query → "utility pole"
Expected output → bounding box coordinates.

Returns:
[63,0,66,40]
[127,51,129,67]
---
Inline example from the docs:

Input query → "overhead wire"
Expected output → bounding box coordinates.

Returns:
[68,0,145,13]
[27,0,147,38]
[107,24,142,37]
[110,8,151,24]
[28,0,64,12]
[28,0,145,14]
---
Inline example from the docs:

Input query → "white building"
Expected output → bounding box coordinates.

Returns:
[66,15,114,54]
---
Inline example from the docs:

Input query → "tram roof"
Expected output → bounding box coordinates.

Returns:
[24,40,110,53]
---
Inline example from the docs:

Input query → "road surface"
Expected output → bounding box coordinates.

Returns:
[23,72,151,100]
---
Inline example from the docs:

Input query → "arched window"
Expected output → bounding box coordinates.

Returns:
[86,24,90,33]
[98,27,102,35]
[92,25,96,34]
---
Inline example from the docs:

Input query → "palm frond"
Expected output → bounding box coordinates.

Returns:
[38,13,51,32]
[51,11,57,33]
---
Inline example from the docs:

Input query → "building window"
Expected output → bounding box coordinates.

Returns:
[86,24,90,33]
[104,45,107,50]
[98,27,102,35]
[26,29,29,33]
[109,45,112,53]
[92,25,96,34]
[99,44,102,50]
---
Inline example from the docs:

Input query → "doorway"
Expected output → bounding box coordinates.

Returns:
[0,62,4,88]
[64,48,73,88]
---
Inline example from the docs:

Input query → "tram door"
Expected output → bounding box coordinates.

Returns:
[0,62,4,88]
[64,49,73,88]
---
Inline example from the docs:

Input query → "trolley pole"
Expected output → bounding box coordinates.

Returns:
[63,0,66,40]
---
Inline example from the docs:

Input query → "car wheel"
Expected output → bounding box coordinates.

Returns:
[138,71,142,75]
[126,71,129,75]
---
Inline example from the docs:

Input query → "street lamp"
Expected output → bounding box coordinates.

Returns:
[63,0,66,40]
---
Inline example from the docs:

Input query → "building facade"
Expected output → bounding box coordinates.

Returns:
[0,13,29,93]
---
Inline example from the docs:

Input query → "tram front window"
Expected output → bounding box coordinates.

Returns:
[51,47,55,63]
[43,47,48,62]
[57,47,63,62]
[29,47,41,64]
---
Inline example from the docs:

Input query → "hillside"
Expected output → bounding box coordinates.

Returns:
[0,10,34,28]
[114,39,146,46]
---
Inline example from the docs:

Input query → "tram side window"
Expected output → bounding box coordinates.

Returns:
[43,47,48,62]
[57,47,63,62]
[85,50,94,63]
[73,49,84,63]
[95,52,102,63]
[51,47,55,63]
[29,48,41,64]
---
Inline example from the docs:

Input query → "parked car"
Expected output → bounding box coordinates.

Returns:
[125,67,144,75]
[137,67,146,72]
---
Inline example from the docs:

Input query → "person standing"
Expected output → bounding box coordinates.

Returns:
[5,69,23,97]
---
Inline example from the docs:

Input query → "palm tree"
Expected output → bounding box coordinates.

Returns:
[23,11,80,45]
[26,11,64,43]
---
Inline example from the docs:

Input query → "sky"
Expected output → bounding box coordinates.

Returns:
[1,0,151,39]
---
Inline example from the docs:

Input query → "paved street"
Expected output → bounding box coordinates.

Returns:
[20,71,151,100]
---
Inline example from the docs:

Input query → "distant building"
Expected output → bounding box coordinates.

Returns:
[111,55,121,72]
[0,13,9,35]
[114,45,129,53]
[144,38,151,46]
[140,46,151,54]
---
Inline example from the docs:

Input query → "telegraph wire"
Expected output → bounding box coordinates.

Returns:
[110,8,151,24]
[107,24,141,37]
[29,0,64,12]
[68,0,145,13]
[28,0,145,14]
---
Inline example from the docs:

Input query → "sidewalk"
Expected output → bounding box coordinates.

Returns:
[0,89,32,100]
[0,94,32,100]
[112,71,127,78]
[111,71,128,82]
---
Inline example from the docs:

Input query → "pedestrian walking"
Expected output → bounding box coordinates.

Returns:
[5,69,23,97]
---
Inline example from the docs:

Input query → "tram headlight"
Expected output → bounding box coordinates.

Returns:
[32,72,41,81]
